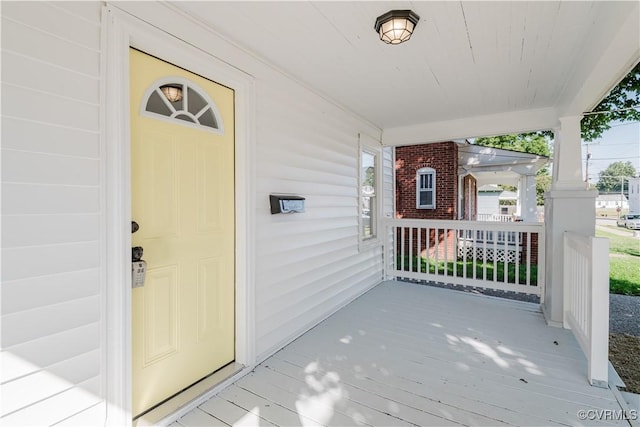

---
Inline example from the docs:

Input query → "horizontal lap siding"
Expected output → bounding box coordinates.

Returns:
[254,79,383,360]
[2,1,385,423]
[1,2,105,425]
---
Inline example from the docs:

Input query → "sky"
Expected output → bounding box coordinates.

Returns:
[581,120,640,186]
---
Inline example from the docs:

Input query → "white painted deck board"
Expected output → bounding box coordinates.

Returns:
[176,408,228,427]
[180,281,626,426]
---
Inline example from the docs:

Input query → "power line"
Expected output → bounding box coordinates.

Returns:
[582,141,640,147]
[583,105,640,115]
[607,121,640,128]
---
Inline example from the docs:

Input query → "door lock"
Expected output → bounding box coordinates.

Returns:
[131,220,146,288]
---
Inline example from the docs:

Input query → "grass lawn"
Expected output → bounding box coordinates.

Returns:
[397,256,539,286]
[595,229,640,295]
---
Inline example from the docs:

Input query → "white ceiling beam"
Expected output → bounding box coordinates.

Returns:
[558,2,640,116]
[462,164,540,175]
[381,107,558,146]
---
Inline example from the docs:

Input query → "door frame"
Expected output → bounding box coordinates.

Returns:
[102,5,256,425]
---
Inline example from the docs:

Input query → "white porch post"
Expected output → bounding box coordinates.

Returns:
[518,174,538,222]
[543,116,598,326]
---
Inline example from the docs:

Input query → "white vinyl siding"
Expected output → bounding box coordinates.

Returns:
[253,79,384,359]
[1,2,105,425]
[478,192,502,217]
[416,167,436,209]
[119,0,386,386]
[2,2,385,425]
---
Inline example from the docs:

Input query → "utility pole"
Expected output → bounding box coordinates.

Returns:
[582,141,598,189]
[621,176,625,214]
[585,148,591,188]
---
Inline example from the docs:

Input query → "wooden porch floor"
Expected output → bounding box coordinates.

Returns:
[174,281,626,427]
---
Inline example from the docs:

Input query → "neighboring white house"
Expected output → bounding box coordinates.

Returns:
[478,186,521,219]
[478,185,503,217]
[595,194,629,210]
[1,1,638,426]
[628,177,640,214]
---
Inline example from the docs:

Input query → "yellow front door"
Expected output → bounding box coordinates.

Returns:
[130,49,235,417]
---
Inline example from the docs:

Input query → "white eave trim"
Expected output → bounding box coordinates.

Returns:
[381,107,558,146]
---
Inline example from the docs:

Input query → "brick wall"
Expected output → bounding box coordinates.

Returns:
[395,142,459,259]
[395,141,458,220]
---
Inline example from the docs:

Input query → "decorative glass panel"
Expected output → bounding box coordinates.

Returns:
[187,87,207,116]
[145,91,173,116]
[175,114,197,123]
[199,108,218,129]
[143,79,223,132]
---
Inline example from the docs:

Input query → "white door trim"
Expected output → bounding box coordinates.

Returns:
[102,5,256,425]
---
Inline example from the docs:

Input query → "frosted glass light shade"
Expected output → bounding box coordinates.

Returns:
[160,84,183,102]
[374,10,420,45]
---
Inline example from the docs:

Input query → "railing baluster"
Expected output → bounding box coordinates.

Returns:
[426,226,430,274]
[472,226,477,280]
[462,226,468,279]
[409,227,414,272]
[417,225,422,273]
[434,228,440,275]
[453,225,458,278]
[400,226,406,272]
[502,228,508,286]
[482,228,487,282]
[444,227,449,278]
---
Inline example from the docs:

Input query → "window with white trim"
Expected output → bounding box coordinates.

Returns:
[416,167,436,209]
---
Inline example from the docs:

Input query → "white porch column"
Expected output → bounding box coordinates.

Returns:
[543,115,597,326]
[551,116,586,190]
[519,175,538,222]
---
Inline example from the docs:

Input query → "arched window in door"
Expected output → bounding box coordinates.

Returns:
[141,77,224,134]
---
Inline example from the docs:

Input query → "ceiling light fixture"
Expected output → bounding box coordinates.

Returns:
[374,10,420,45]
[160,84,183,103]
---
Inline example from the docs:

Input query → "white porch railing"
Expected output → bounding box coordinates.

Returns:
[477,213,513,222]
[384,219,545,298]
[563,232,610,388]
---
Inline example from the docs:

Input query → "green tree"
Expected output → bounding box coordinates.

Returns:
[474,133,551,166]
[582,62,640,142]
[363,166,375,187]
[536,175,551,205]
[595,161,638,193]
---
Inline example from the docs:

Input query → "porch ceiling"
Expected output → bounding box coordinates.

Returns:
[172,1,639,141]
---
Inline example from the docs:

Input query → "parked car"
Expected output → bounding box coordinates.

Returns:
[617,214,640,229]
